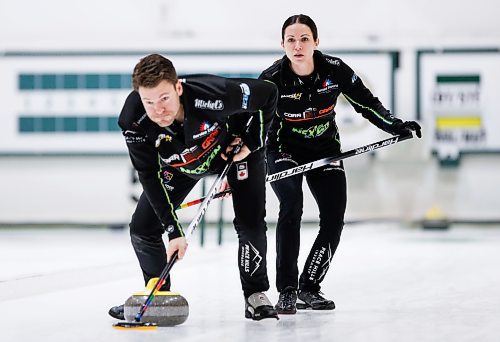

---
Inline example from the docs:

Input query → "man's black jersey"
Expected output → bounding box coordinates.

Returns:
[259,50,402,160]
[118,74,277,239]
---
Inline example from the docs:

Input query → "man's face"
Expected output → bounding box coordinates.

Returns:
[139,80,183,127]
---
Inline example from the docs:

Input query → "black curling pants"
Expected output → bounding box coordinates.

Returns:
[267,151,347,293]
[129,149,270,298]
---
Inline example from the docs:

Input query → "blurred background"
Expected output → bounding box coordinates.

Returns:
[1,0,499,230]
[2,3,499,340]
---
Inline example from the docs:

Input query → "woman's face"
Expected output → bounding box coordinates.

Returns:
[281,23,319,65]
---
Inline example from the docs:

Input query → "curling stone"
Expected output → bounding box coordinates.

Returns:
[124,278,189,326]
[422,206,450,230]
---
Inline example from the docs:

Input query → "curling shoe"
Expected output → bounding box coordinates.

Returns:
[108,304,125,320]
[245,292,279,320]
[275,287,297,314]
[297,290,335,310]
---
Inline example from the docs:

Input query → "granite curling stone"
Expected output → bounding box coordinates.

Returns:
[124,278,189,326]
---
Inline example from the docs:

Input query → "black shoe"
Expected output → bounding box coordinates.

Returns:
[297,290,335,310]
[245,292,279,320]
[275,287,297,314]
[108,304,125,320]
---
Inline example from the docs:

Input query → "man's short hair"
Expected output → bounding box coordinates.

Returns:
[132,54,178,90]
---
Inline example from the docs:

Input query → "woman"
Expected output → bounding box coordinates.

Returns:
[259,14,421,314]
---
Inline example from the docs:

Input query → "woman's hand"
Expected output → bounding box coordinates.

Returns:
[218,177,232,198]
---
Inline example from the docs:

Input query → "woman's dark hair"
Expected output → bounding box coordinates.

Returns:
[281,14,318,41]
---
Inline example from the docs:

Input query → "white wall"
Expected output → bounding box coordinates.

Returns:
[1,0,499,225]
[2,1,499,48]
[2,153,499,226]
[2,0,499,120]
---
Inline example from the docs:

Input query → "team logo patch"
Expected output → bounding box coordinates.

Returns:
[236,162,248,180]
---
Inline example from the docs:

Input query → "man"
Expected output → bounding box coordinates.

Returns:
[109,54,279,320]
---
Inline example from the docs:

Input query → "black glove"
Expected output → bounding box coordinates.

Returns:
[392,120,422,138]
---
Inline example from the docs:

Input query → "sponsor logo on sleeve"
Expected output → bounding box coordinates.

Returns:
[240,83,250,109]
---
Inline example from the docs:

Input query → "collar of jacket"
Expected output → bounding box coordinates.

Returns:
[279,50,330,87]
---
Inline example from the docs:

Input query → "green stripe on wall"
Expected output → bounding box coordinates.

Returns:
[18,72,260,90]
[19,116,120,133]
[436,75,480,83]
[18,73,132,90]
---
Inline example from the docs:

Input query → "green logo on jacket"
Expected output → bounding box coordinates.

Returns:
[292,122,330,138]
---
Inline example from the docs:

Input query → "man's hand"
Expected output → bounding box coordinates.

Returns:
[221,137,251,162]
[166,237,188,262]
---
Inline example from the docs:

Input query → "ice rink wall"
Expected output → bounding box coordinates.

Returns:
[1,0,499,226]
